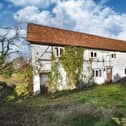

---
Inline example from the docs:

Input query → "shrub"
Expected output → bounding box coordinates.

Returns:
[15,83,29,97]
[120,77,126,86]
[0,81,16,101]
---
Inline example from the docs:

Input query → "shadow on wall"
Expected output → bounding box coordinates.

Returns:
[113,73,121,82]
[40,85,48,95]
[76,80,94,89]
[120,76,126,86]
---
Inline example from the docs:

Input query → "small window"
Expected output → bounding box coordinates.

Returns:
[112,54,114,58]
[55,47,59,57]
[112,53,116,58]
[99,69,102,77]
[60,48,63,56]
[93,69,102,77]
[91,52,97,58]
[96,70,98,77]
[94,52,97,57]
[91,52,93,57]
[54,47,64,57]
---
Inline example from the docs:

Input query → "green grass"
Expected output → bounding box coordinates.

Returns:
[12,83,126,112]
[0,83,126,126]
[2,83,125,112]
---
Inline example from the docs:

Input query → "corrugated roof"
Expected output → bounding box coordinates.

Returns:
[27,23,126,52]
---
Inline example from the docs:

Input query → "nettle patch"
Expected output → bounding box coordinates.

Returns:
[49,46,84,93]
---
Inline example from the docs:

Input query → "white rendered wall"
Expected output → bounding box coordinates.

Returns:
[31,44,52,94]
[33,74,40,95]
[31,44,126,94]
[112,52,126,82]
[31,44,52,71]
[84,49,126,84]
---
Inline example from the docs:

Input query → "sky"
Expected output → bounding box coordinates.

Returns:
[0,0,126,58]
[0,0,126,40]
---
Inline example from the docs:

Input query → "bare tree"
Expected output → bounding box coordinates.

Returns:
[0,29,19,76]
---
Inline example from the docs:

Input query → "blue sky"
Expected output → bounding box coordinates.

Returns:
[0,0,126,40]
[105,0,126,13]
[94,0,126,13]
[0,0,126,26]
[0,0,126,59]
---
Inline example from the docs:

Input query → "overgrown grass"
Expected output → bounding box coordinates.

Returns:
[13,83,126,112]
[0,83,126,126]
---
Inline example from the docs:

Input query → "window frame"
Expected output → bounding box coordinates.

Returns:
[54,47,64,57]
[93,69,102,77]
[91,51,97,58]
[112,53,116,58]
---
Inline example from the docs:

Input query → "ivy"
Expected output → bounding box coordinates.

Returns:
[49,46,84,92]
[48,52,60,93]
[60,46,84,86]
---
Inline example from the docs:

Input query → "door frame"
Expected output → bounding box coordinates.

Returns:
[106,66,112,83]
[39,72,50,94]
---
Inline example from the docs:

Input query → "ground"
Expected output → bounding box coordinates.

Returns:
[0,83,126,126]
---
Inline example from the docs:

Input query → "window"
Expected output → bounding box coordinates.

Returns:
[112,53,116,58]
[91,52,93,57]
[91,52,97,58]
[93,69,102,77]
[96,70,98,77]
[94,52,97,57]
[60,48,63,56]
[54,47,64,57]
[55,47,59,57]
[99,69,102,76]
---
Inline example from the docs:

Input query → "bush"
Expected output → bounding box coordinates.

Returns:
[15,83,29,97]
[0,81,16,101]
[120,77,126,86]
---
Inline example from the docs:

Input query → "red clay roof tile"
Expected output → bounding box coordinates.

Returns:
[27,23,126,52]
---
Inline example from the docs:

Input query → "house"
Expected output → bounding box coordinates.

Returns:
[27,23,126,95]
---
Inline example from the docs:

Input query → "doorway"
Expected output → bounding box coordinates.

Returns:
[40,73,49,94]
[106,67,112,83]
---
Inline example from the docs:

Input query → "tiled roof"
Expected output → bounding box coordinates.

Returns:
[27,23,126,52]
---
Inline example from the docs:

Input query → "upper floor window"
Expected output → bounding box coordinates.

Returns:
[54,47,64,57]
[112,53,116,58]
[60,48,63,56]
[91,52,97,58]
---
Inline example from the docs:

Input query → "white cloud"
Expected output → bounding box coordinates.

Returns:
[8,0,56,8]
[14,6,55,26]
[14,0,126,41]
